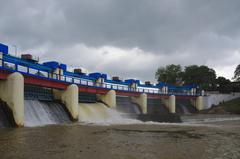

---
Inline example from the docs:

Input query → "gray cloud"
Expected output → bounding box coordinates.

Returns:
[0,0,240,81]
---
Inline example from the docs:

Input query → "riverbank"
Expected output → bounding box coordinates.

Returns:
[0,119,240,159]
[201,97,240,114]
[219,97,240,114]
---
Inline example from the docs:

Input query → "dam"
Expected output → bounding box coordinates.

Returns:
[0,43,203,127]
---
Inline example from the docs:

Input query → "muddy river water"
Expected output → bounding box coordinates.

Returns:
[0,118,240,159]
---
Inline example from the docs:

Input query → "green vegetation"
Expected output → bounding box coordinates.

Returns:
[155,64,182,84]
[218,97,240,114]
[183,65,216,90]
[155,64,240,92]
[233,64,240,82]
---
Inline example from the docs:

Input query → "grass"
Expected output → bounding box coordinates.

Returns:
[218,97,240,114]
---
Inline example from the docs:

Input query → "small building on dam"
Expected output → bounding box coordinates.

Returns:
[0,43,204,127]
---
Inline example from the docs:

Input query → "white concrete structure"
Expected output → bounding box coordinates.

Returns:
[203,93,240,109]
[0,72,24,126]
[53,84,79,120]
[0,53,3,67]
[162,95,176,113]
[196,96,204,111]
[97,90,116,108]
[131,93,147,114]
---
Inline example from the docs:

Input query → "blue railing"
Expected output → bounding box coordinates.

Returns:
[0,57,200,96]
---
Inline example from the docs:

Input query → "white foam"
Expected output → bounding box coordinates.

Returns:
[183,116,240,124]
[78,102,240,127]
[78,103,143,125]
[78,104,220,127]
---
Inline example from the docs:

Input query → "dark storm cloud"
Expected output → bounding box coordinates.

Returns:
[0,0,240,81]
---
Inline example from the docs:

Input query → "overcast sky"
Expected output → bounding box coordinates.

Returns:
[1,0,240,82]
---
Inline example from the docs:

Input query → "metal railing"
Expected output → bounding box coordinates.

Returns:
[0,57,200,96]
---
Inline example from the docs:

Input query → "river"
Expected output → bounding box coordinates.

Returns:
[0,116,240,159]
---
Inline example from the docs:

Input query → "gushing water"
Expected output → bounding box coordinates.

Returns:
[24,100,71,127]
[78,102,141,125]
[182,114,240,124]
[116,96,141,114]
[180,104,191,114]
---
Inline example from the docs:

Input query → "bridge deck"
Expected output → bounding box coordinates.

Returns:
[0,69,197,99]
[0,57,199,99]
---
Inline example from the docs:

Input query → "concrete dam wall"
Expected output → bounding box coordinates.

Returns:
[0,72,200,127]
[0,49,204,127]
[203,93,240,109]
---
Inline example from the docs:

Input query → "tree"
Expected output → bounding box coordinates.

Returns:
[233,64,240,82]
[216,76,231,93]
[183,65,216,90]
[231,82,240,92]
[182,65,199,84]
[155,64,183,85]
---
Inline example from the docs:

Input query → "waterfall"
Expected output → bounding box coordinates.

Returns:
[116,96,141,114]
[78,102,141,125]
[24,100,71,127]
[147,98,169,115]
[176,99,197,115]
[180,104,191,114]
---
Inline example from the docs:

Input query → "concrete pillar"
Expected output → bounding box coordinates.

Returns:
[190,88,196,95]
[0,72,24,126]
[162,86,168,94]
[168,95,176,113]
[130,83,137,91]
[50,68,63,80]
[162,87,166,94]
[97,90,116,108]
[196,96,204,111]
[53,84,79,120]
[191,88,194,95]
[166,87,168,94]
[162,95,176,113]
[96,78,104,87]
[131,93,147,114]
[0,52,3,67]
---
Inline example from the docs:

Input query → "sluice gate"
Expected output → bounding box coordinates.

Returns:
[24,85,72,126]
[176,99,197,115]
[147,98,169,115]
[116,96,141,114]
[79,92,97,103]
[0,100,16,127]
[24,85,53,101]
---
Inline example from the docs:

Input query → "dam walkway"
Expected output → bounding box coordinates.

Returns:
[0,56,200,99]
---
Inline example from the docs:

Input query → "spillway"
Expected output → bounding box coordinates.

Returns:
[79,103,110,122]
[176,99,197,115]
[147,98,169,115]
[78,102,144,124]
[116,96,141,114]
[24,100,71,127]
[0,101,15,128]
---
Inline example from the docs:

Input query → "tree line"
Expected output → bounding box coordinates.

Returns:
[155,64,240,93]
